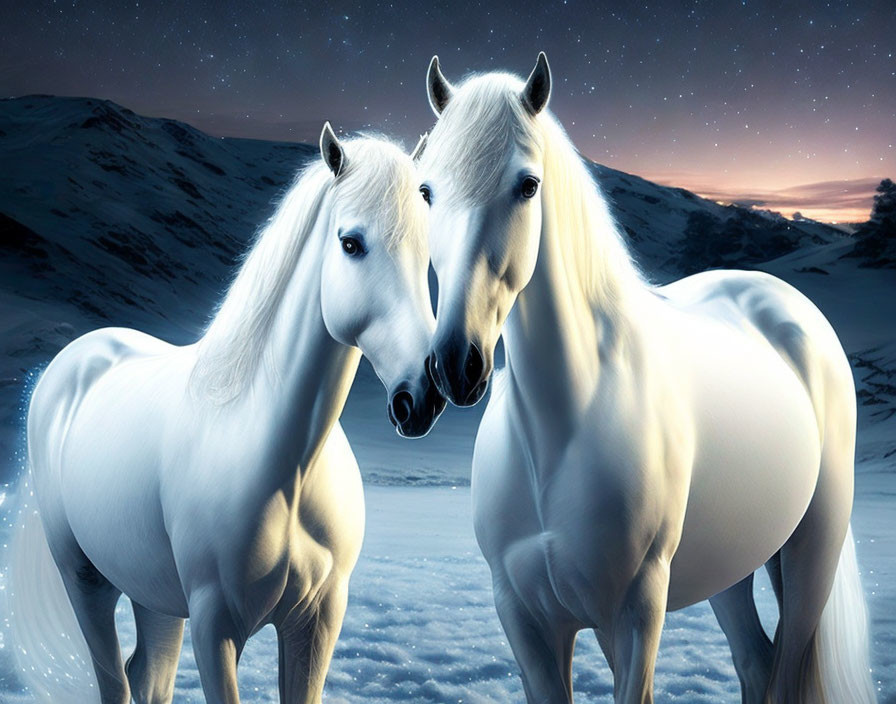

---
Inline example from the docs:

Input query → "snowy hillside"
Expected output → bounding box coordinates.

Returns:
[592,162,849,279]
[0,95,314,336]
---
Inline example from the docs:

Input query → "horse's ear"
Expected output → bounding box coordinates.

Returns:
[427,56,453,116]
[411,133,428,161]
[319,121,345,178]
[522,52,551,115]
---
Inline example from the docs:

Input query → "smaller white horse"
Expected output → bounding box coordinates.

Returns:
[10,125,443,704]
[419,54,876,704]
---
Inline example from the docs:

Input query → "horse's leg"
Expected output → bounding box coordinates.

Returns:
[492,574,576,704]
[762,551,784,651]
[594,628,615,675]
[188,589,246,704]
[765,454,852,703]
[275,580,349,704]
[609,557,669,704]
[125,602,185,704]
[764,552,783,614]
[709,573,773,704]
[58,555,130,704]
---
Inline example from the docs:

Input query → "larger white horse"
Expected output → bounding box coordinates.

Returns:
[418,54,876,703]
[10,125,444,704]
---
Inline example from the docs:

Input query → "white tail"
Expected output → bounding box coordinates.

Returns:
[815,523,877,703]
[8,479,100,703]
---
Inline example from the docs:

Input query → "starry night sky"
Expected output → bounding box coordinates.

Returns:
[2,1,894,222]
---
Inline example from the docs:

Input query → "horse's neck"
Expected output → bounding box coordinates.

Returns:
[243,227,359,491]
[501,156,643,454]
[503,225,601,431]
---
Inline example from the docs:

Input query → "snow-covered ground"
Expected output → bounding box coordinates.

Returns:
[1,471,892,703]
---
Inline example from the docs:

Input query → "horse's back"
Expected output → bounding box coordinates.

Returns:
[659,269,855,607]
[31,327,169,453]
[661,268,855,461]
[660,269,852,399]
[29,327,172,482]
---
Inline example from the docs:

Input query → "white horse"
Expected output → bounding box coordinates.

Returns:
[418,54,876,704]
[10,125,444,704]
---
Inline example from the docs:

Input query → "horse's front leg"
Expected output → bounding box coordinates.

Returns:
[189,587,247,704]
[275,579,349,704]
[492,571,577,704]
[609,556,670,704]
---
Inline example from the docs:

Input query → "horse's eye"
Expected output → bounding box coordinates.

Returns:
[420,185,432,205]
[520,176,540,199]
[340,236,365,257]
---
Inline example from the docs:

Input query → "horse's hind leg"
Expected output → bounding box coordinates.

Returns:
[709,573,773,704]
[125,602,185,704]
[57,555,130,704]
[764,553,783,614]
[766,450,852,703]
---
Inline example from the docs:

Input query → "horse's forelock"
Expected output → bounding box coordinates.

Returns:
[334,138,425,255]
[423,73,543,204]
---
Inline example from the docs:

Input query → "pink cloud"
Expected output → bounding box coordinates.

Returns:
[651,176,884,224]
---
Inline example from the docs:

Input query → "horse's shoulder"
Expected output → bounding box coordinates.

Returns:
[80,326,170,356]
[318,420,360,475]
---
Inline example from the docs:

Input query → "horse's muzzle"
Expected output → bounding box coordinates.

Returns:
[387,367,447,438]
[427,336,491,407]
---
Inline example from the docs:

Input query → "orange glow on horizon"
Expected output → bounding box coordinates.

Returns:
[638,172,881,225]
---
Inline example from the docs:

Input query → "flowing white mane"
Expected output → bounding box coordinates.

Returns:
[421,73,544,204]
[423,72,645,311]
[192,138,422,403]
[191,162,331,403]
[538,110,646,311]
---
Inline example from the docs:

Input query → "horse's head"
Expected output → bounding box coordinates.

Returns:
[418,53,552,406]
[318,124,445,437]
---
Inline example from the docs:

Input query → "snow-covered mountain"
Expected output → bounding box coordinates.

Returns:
[592,163,848,278]
[0,95,315,339]
[1,95,891,484]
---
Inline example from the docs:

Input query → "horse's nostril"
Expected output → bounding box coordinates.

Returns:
[391,391,414,425]
[464,345,485,387]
